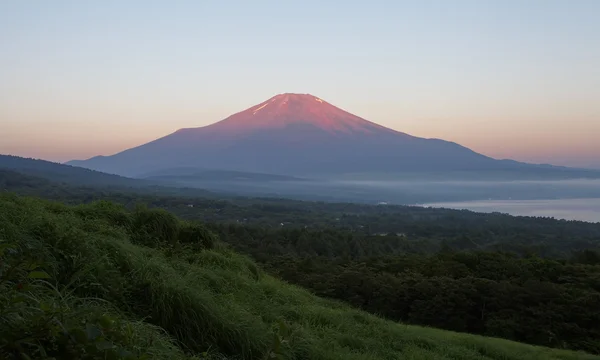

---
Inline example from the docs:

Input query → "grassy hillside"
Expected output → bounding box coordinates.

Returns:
[0,193,596,359]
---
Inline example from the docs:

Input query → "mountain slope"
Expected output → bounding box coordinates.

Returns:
[2,193,597,360]
[0,154,149,187]
[68,93,600,179]
[139,167,309,182]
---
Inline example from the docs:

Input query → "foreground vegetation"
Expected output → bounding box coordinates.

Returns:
[1,193,596,359]
[2,168,600,354]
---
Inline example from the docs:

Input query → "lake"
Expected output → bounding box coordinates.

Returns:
[423,198,600,223]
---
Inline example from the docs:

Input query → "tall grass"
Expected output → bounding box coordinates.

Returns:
[0,193,597,360]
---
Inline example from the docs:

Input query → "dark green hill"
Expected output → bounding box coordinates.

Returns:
[1,193,596,359]
[0,154,147,187]
[0,155,217,198]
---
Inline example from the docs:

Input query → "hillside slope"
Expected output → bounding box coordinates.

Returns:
[0,154,146,187]
[67,93,600,179]
[0,157,223,201]
[0,193,596,359]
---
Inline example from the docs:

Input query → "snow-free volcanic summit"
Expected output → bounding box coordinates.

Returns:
[67,93,596,179]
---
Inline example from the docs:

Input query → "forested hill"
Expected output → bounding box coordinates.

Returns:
[1,167,600,259]
[0,160,216,198]
[0,154,148,187]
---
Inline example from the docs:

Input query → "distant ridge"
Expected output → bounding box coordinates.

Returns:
[67,93,600,180]
[0,154,145,187]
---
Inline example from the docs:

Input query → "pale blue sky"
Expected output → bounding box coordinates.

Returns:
[1,0,599,167]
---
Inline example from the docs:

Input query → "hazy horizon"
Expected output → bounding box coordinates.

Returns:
[1,1,599,169]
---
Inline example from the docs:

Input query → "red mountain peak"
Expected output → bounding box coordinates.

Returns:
[201,93,395,136]
[247,93,330,116]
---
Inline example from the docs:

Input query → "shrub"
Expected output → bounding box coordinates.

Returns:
[0,239,163,360]
[178,222,217,251]
[74,200,133,228]
[130,206,179,248]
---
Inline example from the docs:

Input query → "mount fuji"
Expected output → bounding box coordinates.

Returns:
[67,93,598,180]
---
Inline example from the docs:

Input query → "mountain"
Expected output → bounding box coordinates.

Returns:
[0,155,230,201]
[68,93,600,179]
[0,154,147,187]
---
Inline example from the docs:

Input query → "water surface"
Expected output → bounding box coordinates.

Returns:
[424,198,600,223]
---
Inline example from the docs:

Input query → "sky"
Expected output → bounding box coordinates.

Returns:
[1,0,599,168]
